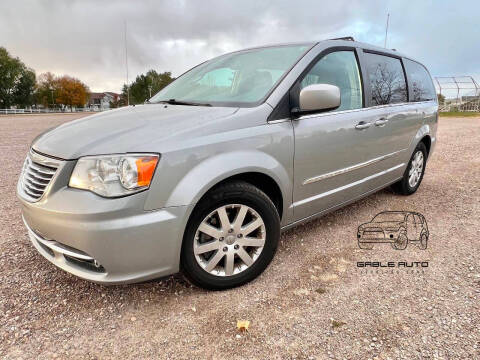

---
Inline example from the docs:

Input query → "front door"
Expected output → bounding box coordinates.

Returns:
[292,49,381,221]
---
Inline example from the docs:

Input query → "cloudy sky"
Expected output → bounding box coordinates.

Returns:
[1,0,478,93]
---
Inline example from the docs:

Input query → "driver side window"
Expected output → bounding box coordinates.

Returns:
[300,51,363,111]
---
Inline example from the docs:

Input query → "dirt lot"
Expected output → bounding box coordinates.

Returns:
[1,114,479,359]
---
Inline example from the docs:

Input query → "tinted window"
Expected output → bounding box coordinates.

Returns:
[404,59,436,101]
[364,52,407,105]
[300,51,362,111]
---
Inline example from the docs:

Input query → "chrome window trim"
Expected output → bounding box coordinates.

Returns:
[293,163,405,208]
[303,148,407,185]
[267,99,435,124]
[267,118,291,124]
[295,100,436,121]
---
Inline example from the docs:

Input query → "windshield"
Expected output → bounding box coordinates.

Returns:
[372,213,406,222]
[150,44,312,107]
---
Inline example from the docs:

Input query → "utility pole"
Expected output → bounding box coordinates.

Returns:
[124,20,130,106]
[384,13,390,48]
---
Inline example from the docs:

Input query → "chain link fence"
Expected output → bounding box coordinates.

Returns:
[435,76,480,112]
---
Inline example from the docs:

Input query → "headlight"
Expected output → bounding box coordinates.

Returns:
[69,154,159,197]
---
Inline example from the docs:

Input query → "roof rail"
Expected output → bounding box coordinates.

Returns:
[329,36,355,41]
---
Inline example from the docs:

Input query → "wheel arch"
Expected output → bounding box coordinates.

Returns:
[164,150,292,223]
[409,124,432,159]
[420,135,432,157]
[203,172,284,220]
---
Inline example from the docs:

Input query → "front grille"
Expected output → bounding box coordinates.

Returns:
[362,230,385,239]
[20,152,58,201]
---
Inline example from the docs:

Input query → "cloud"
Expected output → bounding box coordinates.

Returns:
[0,0,478,92]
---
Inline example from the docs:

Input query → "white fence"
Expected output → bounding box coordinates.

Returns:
[0,108,107,115]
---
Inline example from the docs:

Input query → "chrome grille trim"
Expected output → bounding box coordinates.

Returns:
[19,149,62,202]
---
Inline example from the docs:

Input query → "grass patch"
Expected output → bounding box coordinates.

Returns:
[439,111,480,117]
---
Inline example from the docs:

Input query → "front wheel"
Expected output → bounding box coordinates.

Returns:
[392,232,408,250]
[181,181,280,290]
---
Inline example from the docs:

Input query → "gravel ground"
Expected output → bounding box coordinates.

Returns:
[1,114,479,359]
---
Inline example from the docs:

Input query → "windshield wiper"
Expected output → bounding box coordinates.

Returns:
[158,99,212,107]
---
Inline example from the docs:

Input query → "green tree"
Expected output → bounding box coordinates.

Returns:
[35,72,57,108]
[124,70,174,104]
[0,47,36,108]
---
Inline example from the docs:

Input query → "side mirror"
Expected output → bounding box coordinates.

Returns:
[298,84,341,113]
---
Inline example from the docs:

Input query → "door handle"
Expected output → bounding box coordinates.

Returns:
[355,121,372,130]
[374,118,389,127]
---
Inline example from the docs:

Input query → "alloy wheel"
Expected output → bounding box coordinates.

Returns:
[408,151,424,188]
[194,204,266,277]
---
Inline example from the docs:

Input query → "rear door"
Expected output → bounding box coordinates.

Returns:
[357,51,421,194]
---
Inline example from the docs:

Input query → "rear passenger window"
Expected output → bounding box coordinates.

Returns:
[404,59,436,101]
[300,51,363,111]
[364,52,407,105]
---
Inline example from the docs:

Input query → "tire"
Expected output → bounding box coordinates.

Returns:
[392,142,427,195]
[181,181,280,290]
[392,232,408,250]
[418,232,428,250]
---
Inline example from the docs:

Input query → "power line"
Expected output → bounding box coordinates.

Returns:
[124,20,130,106]
[384,13,390,48]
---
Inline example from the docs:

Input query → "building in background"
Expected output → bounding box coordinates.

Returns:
[88,92,120,110]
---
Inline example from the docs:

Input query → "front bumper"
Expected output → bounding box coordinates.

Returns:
[19,185,192,284]
[357,229,400,244]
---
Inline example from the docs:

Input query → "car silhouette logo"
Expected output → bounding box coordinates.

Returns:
[357,211,429,250]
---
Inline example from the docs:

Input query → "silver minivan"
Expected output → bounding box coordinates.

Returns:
[17,38,437,289]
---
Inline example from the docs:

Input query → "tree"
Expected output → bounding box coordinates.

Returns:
[437,93,445,105]
[55,75,89,108]
[35,73,90,109]
[35,72,57,108]
[0,47,36,108]
[124,70,174,104]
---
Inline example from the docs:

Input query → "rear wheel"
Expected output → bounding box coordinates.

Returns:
[392,142,427,195]
[418,233,428,250]
[181,181,280,290]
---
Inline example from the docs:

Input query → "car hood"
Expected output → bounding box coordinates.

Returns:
[359,221,404,230]
[32,104,239,159]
